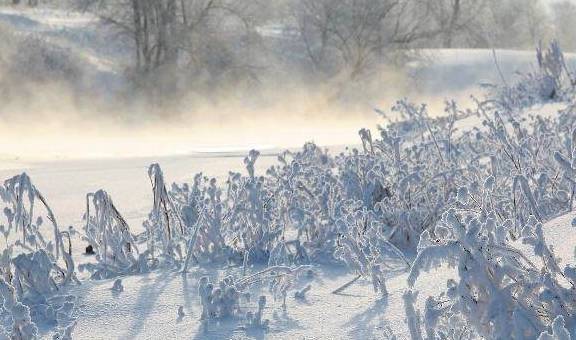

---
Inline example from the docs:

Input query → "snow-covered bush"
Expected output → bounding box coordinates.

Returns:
[384,44,576,338]
[334,209,409,297]
[225,150,280,266]
[408,209,544,338]
[266,143,340,264]
[0,173,77,290]
[198,276,241,322]
[197,265,311,332]
[174,173,233,269]
[407,200,576,338]
[81,190,141,279]
[175,151,281,269]
[0,173,79,339]
[143,164,186,264]
[0,277,38,340]
[488,41,575,109]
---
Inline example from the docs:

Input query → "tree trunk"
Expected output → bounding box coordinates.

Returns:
[443,0,461,48]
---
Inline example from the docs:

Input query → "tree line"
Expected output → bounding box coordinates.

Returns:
[72,0,576,100]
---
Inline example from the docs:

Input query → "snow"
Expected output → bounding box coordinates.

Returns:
[66,265,453,339]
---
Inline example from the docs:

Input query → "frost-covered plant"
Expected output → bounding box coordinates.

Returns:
[143,164,185,264]
[333,209,409,297]
[536,41,575,98]
[408,209,536,338]
[197,267,310,332]
[1,174,61,258]
[362,100,476,251]
[0,174,78,291]
[175,150,280,269]
[198,276,241,324]
[81,190,141,279]
[488,41,575,109]
[407,203,576,339]
[0,174,79,339]
[266,143,340,264]
[226,151,280,267]
[0,277,38,340]
[176,174,233,269]
[458,104,576,231]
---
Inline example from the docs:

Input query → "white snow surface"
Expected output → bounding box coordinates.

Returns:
[68,265,455,339]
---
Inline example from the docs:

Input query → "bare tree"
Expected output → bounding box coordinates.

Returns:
[484,0,551,49]
[428,0,489,48]
[81,0,261,95]
[551,1,576,51]
[292,0,431,80]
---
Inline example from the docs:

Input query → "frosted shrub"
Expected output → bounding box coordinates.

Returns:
[0,277,38,340]
[0,173,78,292]
[394,58,576,338]
[408,209,540,338]
[334,209,409,297]
[224,156,278,266]
[143,164,186,264]
[266,143,340,264]
[81,190,141,279]
[168,116,471,274]
[1,174,63,259]
[536,41,574,98]
[197,266,310,332]
[176,151,280,269]
[489,41,575,109]
[460,104,574,229]
[174,174,233,268]
[0,174,80,339]
[357,100,468,250]
[198,275,242,330]
[407,203,576,339]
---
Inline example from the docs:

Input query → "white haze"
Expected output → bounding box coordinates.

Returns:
[1,7,575,162]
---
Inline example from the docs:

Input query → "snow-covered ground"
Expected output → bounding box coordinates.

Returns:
[69,263,456,339]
